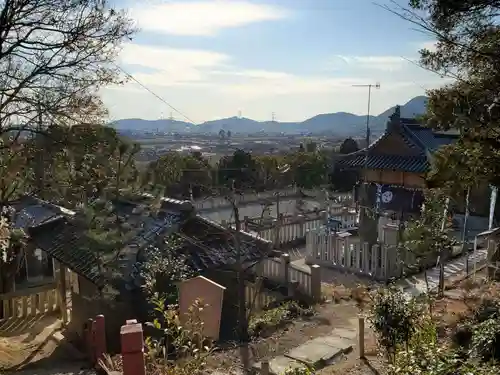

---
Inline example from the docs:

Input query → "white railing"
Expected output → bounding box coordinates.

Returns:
[305,228,420,281]
[0,283,60,321]
[255,256,320,299]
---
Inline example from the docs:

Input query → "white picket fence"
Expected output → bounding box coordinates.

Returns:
[305,227,418,280]
[252,207,357,245]
[256,218,323,245]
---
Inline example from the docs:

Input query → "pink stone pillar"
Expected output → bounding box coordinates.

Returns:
[121,319,146,375]
[85,318,95,364]
[94,315,106,367]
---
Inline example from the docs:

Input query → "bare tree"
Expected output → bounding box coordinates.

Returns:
[0,0,134,149]
[0,0,134,204]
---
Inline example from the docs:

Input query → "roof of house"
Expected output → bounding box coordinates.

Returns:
[335,107,458,173]
[175,215,273,271]
[11,196,74,229]
[29,219,104,285]
[28,195,273,286]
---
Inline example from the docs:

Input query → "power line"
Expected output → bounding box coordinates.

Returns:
[113,63,197,124]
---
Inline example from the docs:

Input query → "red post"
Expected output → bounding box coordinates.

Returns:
[85,318,96,364]
[121,319,146,375]
[94,314,107,367]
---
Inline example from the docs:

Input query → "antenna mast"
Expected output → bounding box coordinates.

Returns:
[352,82,380,148]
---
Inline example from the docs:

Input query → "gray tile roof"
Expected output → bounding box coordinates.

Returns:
[29,196,273,285]
[29,219,104,285]
[11,196,73,229]
[176,215,273,271]
[336,154,429,173]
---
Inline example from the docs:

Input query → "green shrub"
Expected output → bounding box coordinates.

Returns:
[368,287,420,362]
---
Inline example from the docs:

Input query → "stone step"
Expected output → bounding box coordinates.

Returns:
[284,335,352,368]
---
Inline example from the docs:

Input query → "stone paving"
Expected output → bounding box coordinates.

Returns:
[397,247,488,297]
[253,319,359,374]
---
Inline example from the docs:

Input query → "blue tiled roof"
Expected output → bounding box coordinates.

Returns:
[336,154,429,173]
[335,117,458,173]
[402,122,458,152]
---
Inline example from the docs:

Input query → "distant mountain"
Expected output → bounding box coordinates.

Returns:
[377,96,428,120]
[111,96,428,137]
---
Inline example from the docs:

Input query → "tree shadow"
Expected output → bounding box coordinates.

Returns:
[0,313,60,340]
[5,325,86,372]
[361,357,381,375]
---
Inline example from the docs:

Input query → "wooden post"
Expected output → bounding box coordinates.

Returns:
[261,360,270,375]
[56,261,68,324]
[310,264,322,302]
[85,318,95,364]
[280,253,290,285]
[358,316,365,358]
[94,315,107,368]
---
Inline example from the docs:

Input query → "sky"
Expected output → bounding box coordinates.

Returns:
[100,0,448,123]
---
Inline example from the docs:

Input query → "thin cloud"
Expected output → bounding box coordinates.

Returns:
[333,55,408,71]
[113,43,448,108]
[119,43,230,85]
[130,0,289,36]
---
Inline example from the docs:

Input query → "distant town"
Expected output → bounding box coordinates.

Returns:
[118,95,427,165]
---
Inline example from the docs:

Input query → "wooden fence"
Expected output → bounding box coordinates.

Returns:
[0,283,60,321]
[251,255,321,301]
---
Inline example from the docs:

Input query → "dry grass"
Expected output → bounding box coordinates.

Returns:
[321,283,371,307]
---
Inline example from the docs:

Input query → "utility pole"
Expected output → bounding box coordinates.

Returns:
[463,187,471,274]
[35,102,45,198]
[275,191,281,248]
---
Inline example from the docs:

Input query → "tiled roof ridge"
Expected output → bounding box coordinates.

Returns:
[400,123,428,150]
[139,192,195,212]
[396,124,426,154]
[334,131,387,160]
[16,195,76,220]
[335,121,424,163]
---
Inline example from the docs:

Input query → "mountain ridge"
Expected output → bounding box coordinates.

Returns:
[112,96,428,137]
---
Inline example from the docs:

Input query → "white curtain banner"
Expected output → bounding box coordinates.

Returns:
[489,185,498,230]
[441,197,450,232]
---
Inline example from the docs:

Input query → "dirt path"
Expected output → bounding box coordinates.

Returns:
[207,300,362,374]
[0,313,83,372]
